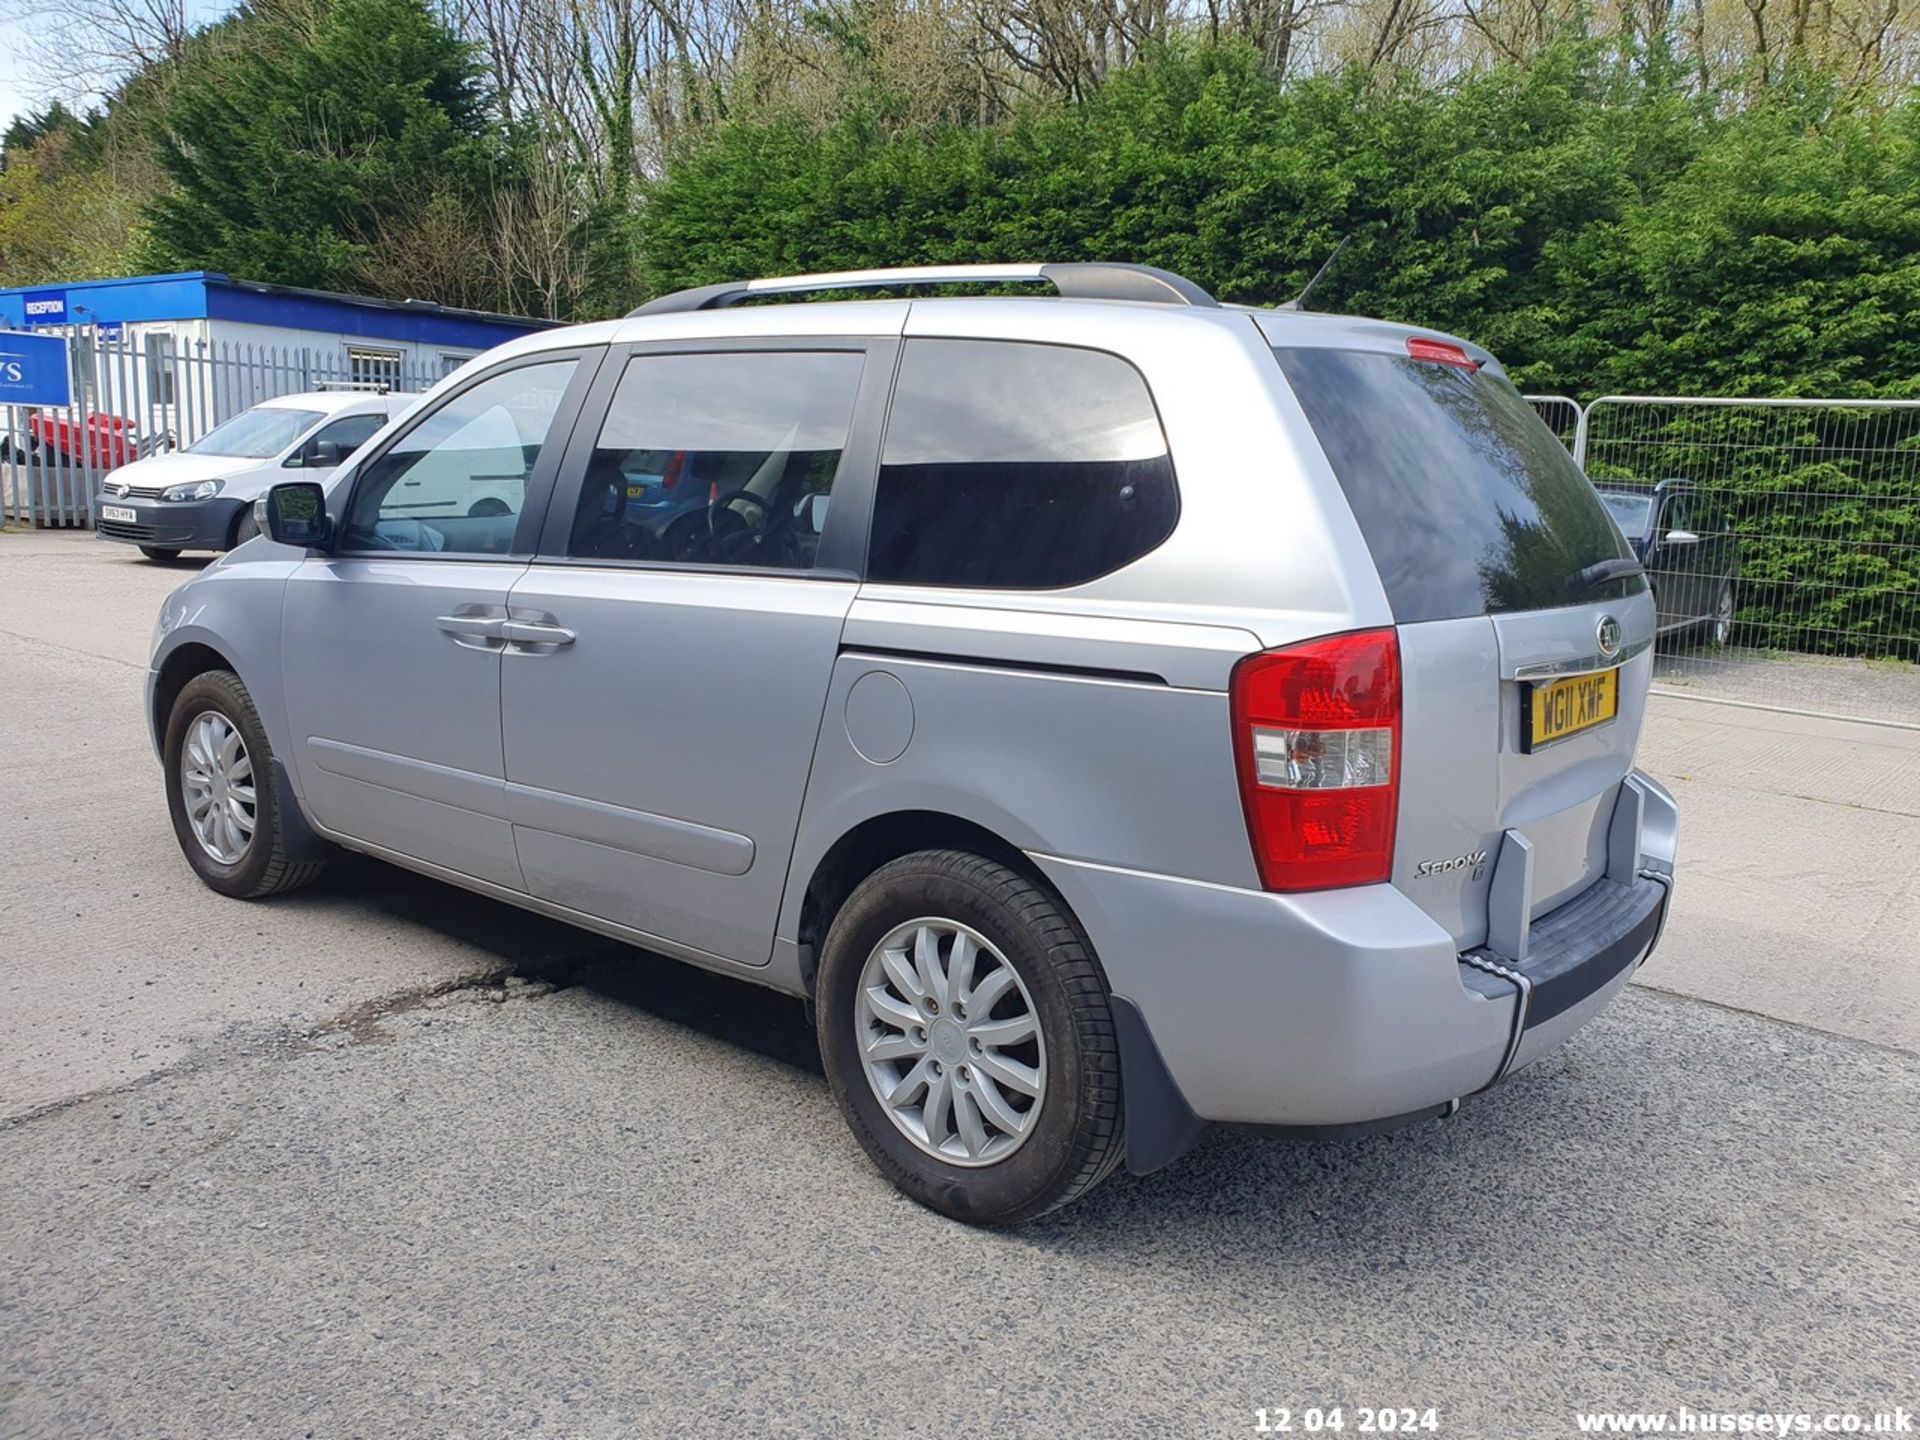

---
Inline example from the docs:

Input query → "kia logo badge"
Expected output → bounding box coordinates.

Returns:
[1597,614,1622,660]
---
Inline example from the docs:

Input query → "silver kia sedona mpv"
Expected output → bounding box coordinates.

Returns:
[148,263,1677,1224]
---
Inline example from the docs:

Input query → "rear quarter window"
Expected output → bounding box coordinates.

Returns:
[868,338,1178,589]
[1275,347,1640,622]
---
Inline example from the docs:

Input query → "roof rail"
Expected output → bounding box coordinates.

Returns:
[627,262,1218,317]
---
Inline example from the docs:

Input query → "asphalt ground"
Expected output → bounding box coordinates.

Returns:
[3,529,1916,1438]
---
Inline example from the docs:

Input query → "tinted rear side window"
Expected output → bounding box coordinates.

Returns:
[868,339,1177,589]
[1275,348,1638,622]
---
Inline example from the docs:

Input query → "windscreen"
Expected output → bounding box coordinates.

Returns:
[187,407,323,459]
[1274,348,1640,622]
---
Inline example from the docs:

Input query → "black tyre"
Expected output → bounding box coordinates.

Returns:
[1705,579,1734,648]
[816,849,1124,1225]
[163,669,327,899]
[139,546,182,561]
[230,506,260,547]
[468,497,511,518]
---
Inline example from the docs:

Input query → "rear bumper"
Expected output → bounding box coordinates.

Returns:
[1032,768,1678,1168]
[96,493,244,551]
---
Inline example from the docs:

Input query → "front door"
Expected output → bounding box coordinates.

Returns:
[1648,490,1704,627]
[501,342,889,964]
[281,354,592,887]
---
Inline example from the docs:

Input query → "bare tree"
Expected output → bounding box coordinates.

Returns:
[0,0,193,93]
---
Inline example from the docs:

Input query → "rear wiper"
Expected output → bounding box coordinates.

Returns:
[1567,557,1645,595]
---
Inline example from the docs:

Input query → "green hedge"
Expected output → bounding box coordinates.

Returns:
[637,45,1920,654]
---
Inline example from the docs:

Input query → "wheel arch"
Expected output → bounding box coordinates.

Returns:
[152,638,329,866]
[151,640,237,751]
[795,808,1204,1181]
[793,810,1062,998]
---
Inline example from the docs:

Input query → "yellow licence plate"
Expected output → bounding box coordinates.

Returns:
[1526,669,1619,751]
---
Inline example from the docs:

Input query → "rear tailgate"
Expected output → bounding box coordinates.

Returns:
[1266,331,1653,952]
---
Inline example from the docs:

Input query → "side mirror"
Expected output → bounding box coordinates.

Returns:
[311,439,341,466]
[1663,528,1700,546]
[264,481,332,548]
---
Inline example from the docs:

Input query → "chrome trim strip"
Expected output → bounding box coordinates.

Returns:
[1462,953,1533,1092]
[1513,635,1652,681]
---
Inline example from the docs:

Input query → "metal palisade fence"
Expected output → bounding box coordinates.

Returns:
[1,329,444,528]
[1526,393,1920,729]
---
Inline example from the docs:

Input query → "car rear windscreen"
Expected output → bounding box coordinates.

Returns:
[1274,347,1640,623]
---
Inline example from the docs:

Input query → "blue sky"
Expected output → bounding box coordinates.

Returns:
[0,0,233,136]
[1,25,40,131]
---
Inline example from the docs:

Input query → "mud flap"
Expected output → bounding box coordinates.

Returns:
[271,758,332,863]
[1112,995,1207,1176]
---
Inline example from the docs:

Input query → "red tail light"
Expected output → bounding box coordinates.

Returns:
[1230,629,1401,891]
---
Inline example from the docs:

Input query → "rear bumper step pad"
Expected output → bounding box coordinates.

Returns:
[1461,869,1672,1090]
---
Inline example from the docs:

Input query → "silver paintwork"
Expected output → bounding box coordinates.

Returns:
[500,566,853,964]
[857,917,1046,1166]
[181,710,256,864]
[1485,830,1535,962]
[283,559,527,890]
[147,268,1678,1140]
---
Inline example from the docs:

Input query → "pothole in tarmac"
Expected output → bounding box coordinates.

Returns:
[292,958,595,1054]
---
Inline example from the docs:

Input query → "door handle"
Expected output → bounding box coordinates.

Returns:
[500,620,576,650]
[435,612,506,650]
[437,613,504,637]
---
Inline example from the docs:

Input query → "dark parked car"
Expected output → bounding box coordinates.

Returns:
[1596,479,1738,646]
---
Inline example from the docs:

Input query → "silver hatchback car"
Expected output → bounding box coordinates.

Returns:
[148,263,1677,1224]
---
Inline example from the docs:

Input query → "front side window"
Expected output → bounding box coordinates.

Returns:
[188,406,324,459]
[342,360,577,555]
[1598,491,1654,536]
[868,339,1178,589]
[287,412,385,468]
[567,350,863,570]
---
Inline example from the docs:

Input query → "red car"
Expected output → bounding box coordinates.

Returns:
[2,410,155,470]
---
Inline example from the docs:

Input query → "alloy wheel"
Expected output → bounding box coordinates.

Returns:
[180,710,257,865]
[856,917,1047,1167]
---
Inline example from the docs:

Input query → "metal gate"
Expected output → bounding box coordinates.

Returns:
[1525,394,1583,449]
[2,330,444,529]
[1577,395,1920,729]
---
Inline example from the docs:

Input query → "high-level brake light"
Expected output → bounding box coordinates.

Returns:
[1406,337,1479,370]
[1230,629,1402,891]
